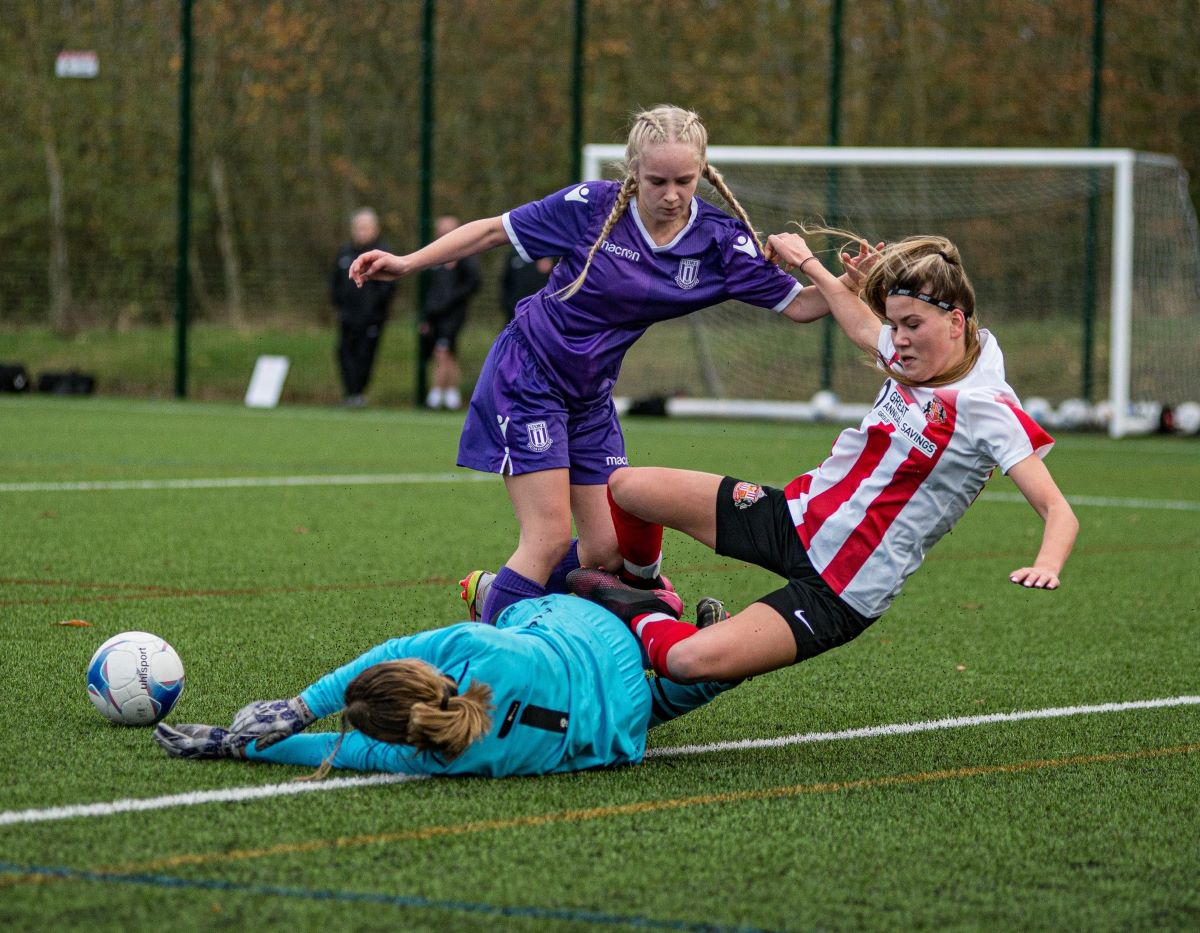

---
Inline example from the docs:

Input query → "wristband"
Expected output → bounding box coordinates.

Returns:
[799,256,819,276]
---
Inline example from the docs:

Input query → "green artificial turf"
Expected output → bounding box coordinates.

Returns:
[1,396,1197,932]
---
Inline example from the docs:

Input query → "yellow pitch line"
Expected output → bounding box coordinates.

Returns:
[4,742,1196,889]
[95,742,1200,874]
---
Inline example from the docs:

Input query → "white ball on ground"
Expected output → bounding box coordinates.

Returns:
[1172,401,1200,436]
[810,390,839,420]
[1090,399,1114,430]
[1023,397,1052,425]
[86,631,185,726]
[1125,401,1163,435]
[1055,398,1090,430]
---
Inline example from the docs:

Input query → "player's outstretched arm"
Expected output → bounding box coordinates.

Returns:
[241,730,430,775]
[156,722,431,775]
[771,237,882,325]
[1006,454,1079,589]
[769,233,881,351]
[349,216,509,286]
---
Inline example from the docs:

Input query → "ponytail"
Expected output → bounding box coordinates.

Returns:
[298,659,494,781]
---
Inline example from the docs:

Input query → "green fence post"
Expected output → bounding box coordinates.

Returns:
[1082,0,1105,402]
[174,0,193,399]
[416,0,435,408]
[821,0,844,393]
[570,0,586,184]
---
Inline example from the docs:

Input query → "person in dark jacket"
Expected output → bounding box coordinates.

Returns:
[331,208,395,407]
[501,249,555,324]
[421,216,481,410]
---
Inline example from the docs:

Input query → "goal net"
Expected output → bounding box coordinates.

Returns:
[582,146,1200,437]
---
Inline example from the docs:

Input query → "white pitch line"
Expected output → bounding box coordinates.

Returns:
[982,491,1200,512]
[0,472,495,494]
[2,695,1197,828]
[0,475,1196,513]
[0,772,425,827]
[646,695,1200,758]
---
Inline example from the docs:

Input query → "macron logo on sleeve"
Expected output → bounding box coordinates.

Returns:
[731,235,758,259]
[565,185,590,204]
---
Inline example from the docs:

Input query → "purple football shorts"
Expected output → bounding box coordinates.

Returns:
[457,326,628,485]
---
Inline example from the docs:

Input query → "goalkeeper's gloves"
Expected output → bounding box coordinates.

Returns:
[229,696,316,751]
[154,723,244,760]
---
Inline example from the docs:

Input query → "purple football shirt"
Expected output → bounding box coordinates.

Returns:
[502,180,802,401]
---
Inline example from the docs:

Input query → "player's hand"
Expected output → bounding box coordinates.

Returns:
[1008,566,1061,589]
[765,233,814,271]
[349,250,406,285]
[154,723,244,760]
[230,696,316,751]
[841,241,884,290]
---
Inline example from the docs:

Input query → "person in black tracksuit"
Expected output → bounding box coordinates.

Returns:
[421,216,481,410]
[331,209,395,407]
[501,249,555,324]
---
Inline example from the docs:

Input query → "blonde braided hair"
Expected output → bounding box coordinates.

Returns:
[703,162,765,255]
[557,105,760,299]
[556,175,638,300]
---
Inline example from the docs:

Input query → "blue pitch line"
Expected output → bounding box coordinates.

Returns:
[0,862,780,933]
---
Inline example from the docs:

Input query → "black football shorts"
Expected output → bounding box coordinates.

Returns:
[714,475,877,663]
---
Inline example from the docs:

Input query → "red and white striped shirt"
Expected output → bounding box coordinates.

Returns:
[784,329,1053,618]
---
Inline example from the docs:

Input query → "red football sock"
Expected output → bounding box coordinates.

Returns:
[630,612,697,678]
[608,487,664,571]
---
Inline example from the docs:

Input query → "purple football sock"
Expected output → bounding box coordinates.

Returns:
[544,539,580,595]
[481,566,547,624]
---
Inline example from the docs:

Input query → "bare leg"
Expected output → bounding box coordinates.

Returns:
[608,466,722,549]
[610,467,799,682]
[662,603,797,683]
[433,347,460,391]
[570,482,621,570]
[502,469,573,583]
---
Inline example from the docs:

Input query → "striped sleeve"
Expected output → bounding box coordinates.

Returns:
[963,391,1055,473]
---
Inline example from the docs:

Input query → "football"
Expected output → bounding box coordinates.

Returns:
[86,631,185,726]
[810,389,839,420]
[1172,401,1200,436]
[1055,397,1090,430]
[1023,396,1053,426]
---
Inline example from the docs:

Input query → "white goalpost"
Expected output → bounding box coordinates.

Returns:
[582,145,1200,438]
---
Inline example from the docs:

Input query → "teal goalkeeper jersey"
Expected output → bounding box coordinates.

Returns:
[245,595,732,777]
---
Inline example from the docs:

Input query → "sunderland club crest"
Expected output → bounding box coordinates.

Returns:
[731,481,765,509]
[674,258,700,290]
